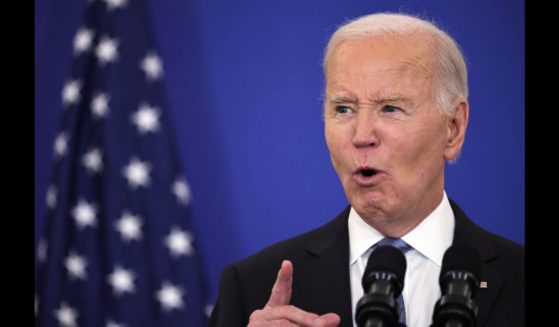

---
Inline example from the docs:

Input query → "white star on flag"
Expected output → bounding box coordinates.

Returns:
[140,52,163,81]
[91,92,110,119]
[65,251,88,280]
[108,266,136,295]
[54,132,69,157]
[172,177,192,205]
[106,319,127,327]
[102,0,127,11]
[156,282,184,311]
[165,227,194,257]
[74,27,94,55]
[46,185,58,209]
[204,304,214,318]
[82,147,103,173]
[62,80,82,106]
[72,199,98,229]
[122,157,151,188]
[54,302,79,327]
[37,239,48,263]
[115,211,143,242]
[131,103,161,134]
[96,36,119,65]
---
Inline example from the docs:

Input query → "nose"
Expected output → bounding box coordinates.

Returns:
[352,110,379,148]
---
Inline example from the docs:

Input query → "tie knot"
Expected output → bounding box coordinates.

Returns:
[375,237,411,253]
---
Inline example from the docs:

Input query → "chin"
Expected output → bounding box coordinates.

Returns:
[349,191,390,220]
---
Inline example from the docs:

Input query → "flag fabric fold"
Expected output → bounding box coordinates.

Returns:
[35,1,209,326]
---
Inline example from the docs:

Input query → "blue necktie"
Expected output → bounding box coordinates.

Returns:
[373,237,411,325]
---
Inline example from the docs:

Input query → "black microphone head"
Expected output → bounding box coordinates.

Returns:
[433,245,482,326]
[440,245,481,283]
[362,245,407,293]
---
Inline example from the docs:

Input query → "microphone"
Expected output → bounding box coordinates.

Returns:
[432,245,482,327]
[355,245,407,327]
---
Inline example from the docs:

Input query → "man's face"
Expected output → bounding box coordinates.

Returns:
[324,34,464,232]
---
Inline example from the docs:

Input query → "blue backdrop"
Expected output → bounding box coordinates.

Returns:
[35,0,524,302]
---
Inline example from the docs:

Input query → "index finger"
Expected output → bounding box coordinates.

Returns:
[266,260,293,307]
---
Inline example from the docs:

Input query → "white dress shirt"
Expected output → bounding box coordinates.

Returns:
[348,192,455,327]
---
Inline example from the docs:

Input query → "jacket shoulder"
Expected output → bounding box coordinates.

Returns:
[233,206,350,275]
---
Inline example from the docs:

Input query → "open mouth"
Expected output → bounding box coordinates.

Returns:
[352,167,382,185]
[359,168,377,177]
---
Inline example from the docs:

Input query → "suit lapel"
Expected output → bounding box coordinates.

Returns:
[295,207,354,327]
[450,200,503,327]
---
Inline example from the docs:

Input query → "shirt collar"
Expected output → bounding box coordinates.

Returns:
[348,207,384,265]
[348,192,455,267]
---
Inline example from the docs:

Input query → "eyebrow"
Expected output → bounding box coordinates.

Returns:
[328,95,409,105]
[329,96,356,104]
[376,97,408,105]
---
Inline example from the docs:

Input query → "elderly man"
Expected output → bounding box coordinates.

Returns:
[209,13,524,327]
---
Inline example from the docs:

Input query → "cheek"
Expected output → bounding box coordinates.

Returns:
[326,130,349,161]
[325,125,339,152]
[392,131,445,177]
[325,126,351,171]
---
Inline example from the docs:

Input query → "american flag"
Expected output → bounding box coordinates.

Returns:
[35,0,209,326]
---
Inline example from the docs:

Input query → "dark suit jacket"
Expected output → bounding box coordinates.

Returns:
[209,200,525,327]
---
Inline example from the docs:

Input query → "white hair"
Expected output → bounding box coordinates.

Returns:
[323,13,468,118]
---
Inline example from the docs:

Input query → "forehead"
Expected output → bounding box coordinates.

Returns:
[326,33,436,86]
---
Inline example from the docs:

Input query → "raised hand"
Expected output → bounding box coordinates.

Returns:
[248,260,340,327]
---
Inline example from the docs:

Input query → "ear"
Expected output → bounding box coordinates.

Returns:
[443,97,469,161]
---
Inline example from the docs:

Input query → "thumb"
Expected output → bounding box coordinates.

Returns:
[266,260,293,307]
[314,313,341,326]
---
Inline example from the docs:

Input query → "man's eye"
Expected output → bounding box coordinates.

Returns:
[382,105,400,113]
[335,106,352,114]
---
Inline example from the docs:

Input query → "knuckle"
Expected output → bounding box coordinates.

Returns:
[282,305,296,315]
[278,319,292,327]
[249,309,264,322]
